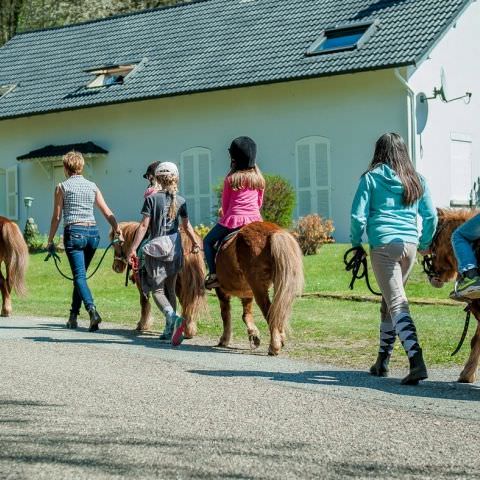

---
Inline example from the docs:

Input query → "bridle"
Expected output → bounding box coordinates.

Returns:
[421,220,446,281]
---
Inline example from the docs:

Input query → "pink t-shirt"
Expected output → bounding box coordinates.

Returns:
[219,177,264,229]
[144,186,158,198]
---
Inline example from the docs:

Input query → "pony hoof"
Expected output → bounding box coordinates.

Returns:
[268,347,280,356]
[249,335,261,350]
[217,338,230,348]
[458,375,476,384]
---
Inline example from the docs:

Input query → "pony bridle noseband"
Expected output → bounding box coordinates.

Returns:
[113,239,128,265]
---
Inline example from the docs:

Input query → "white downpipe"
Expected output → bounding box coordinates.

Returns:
[394,68,417,167]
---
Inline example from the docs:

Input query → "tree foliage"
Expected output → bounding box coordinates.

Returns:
[1,0,188,45]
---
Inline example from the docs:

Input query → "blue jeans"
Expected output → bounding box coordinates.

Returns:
[452,213,480,273]
[204,223,238,273]
[64,225,100,314]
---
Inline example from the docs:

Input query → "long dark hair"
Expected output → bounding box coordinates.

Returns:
[368,132,423,206]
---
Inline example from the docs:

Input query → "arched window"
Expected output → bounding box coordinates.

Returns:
[295,136,331,218]
[180,147,212,226]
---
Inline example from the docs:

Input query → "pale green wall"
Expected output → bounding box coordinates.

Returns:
[0,69,407,243]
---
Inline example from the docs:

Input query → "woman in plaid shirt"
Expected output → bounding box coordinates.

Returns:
[47,151,122,332]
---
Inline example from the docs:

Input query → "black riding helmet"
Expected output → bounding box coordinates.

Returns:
[142,161,160,180]
[228,136,257,170]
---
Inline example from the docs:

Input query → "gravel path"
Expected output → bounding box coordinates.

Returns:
[1,316,479,479]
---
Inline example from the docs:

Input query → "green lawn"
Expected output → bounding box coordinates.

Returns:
[9,244,471,370]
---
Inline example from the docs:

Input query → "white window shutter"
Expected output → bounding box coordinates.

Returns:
[6,165,18,220]
[296,136,331,219]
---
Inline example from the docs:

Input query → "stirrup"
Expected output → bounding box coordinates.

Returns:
[205,274,220,290]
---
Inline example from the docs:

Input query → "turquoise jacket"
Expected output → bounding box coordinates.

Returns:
[350,165,437,251]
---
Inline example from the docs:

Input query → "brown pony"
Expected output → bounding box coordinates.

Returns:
[0,216,28,316]
[428,208,480,383]
[111,222,206,337]
[215,221,304,356]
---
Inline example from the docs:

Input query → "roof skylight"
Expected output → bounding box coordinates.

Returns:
[85,64,136,89]
[307,21,379,56]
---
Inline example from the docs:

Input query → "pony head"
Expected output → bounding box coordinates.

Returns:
[110,222,138,274]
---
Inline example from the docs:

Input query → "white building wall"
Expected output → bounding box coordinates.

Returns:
[409,0,480,208]
[0,69,406,243]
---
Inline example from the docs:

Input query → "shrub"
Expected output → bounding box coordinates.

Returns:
[193,224,211,240]
[214,173,296,228]
[293,214,335,256]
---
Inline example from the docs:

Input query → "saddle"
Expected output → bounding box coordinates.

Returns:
[214,230,240,263]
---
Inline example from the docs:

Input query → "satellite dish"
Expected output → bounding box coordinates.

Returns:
[416,92,429,134]
[424,66,472,104]
[439,67,450,102]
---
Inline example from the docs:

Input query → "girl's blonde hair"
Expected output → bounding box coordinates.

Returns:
[228,165,265,191]
[156,173,179,218]
[63,151,84,175]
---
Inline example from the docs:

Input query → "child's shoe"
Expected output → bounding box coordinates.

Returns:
[171,314,187,347]
[453,269,480,300]
[159,313,175,341]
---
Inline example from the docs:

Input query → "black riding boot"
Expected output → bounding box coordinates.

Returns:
[66,311,78,329]
[369,351,390,377]
[88,306,102,332]
[401,349,428,385]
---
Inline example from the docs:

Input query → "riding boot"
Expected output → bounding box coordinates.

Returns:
[401,349,428,385]
[66,311,78,329]
[159,313,175,341]
[369,351,390,377]
[88,306,102,332]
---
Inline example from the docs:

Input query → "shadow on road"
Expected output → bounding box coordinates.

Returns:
[21,323,253,356]
[188,369,480,401]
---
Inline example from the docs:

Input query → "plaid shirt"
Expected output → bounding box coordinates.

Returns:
[61,175,98,225]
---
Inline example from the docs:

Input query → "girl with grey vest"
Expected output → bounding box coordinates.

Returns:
[127,162,200,345]
[350,133,437,385]
[47,151,122,331]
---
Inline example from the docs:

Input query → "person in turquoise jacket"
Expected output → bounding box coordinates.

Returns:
[350,132,437,385]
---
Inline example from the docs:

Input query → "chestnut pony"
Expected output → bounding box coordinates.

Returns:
[427,208,480,383]
[0,216,28,316]
[111,222,206,338]
[214,221,304,356]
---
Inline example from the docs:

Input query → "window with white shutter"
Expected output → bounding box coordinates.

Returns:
[450,134,473,206]
[295,136,331,218]
[180,148,212,226]
[6,165,18,220]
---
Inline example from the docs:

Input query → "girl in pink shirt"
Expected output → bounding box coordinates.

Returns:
[204,136,265,289]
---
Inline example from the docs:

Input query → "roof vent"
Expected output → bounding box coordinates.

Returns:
[85,64,136,89]
[307,20,379,56]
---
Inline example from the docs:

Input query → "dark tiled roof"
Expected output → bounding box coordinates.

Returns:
[0,0,471,120]
[17,142,108,160]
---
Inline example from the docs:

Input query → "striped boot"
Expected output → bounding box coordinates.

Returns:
[370,321,396,377]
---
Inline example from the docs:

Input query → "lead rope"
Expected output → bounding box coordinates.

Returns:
[44,239,120,281]
[451,304,471,357]
[343,246,382,296]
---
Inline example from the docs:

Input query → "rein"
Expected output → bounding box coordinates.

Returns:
[44,239,120,281]
[344,246,382,296]
[421,220,472,356]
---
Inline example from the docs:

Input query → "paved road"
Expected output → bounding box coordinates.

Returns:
[1,316,480,479]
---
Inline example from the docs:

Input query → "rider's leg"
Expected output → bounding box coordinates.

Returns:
[203,223,234,275]
[452,213,480,299]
